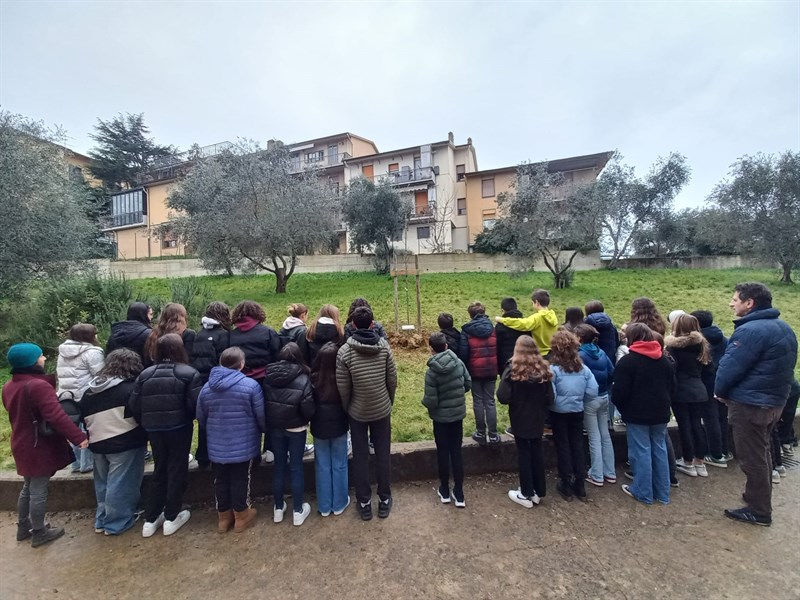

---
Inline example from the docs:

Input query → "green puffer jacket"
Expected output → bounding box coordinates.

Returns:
[336,330,397,422]
[422,349,471,423]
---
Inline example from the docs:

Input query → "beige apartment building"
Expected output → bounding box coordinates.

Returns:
[464,151,614,247]
[343,132,478,253]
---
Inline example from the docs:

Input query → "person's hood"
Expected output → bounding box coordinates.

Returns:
[58,340,100,359]
[263,360,305,387]
[665,331,705,349]
[235,316,261,333]
[579,343,601,360]
[629,340,663,359]
[585,312,612,330]
[111,320,149,338]
[462,314,494,338]
[346,330,386,355]
[88,375,126,394]
[540,308,559,327]
[318,317,335,326]
[501,309,523,318]
[314,321,341,344]
[126,302,151,326]
[281,316,305,331]
[734,307,781,328]
[202,316,221,330]
[700,324,725,346]
[208,366,248,392]
[427,349,461,374]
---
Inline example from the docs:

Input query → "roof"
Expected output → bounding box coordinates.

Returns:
[466,151,614,178]
[343,140,451,163]
[288,132,378,153]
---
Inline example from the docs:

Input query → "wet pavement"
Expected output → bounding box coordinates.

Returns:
[1,465,798,600]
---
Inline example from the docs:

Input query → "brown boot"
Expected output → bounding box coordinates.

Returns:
[234,507,257,533]
[217,510,234,534]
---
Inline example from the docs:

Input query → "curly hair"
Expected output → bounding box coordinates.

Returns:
[145,303,188,361]
[510,335,552,382]
[346,298,372,323]
[98,348,143,380]
[306,304,344,342]
[232,300,266,324]
[630,297,667,336]
[204,301,231,330]
[548,330,583,373]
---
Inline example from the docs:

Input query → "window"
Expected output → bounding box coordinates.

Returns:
[69,165,84,183]
[481,178,495,197]
[162,239,178,249]
[457,198,467,216]
[417,226,430,239]
[388,163,399,172]
[328,145,338,164]
[362,164,374,178]
[110,189,147,228]
[305,150,324,163]
[456,164,465,181]
[414,190,429,214]
[482,218,496,230]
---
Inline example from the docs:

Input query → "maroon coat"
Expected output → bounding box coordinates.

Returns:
[2,373,87,477]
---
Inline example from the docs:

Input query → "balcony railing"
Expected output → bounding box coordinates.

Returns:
[135,142,234,185]
[409,204,436,222]
[290,152,351,173]
[106,211,145,229]
[366,166,436,186]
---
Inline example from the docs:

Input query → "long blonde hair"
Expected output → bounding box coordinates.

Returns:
[510,336,552,382]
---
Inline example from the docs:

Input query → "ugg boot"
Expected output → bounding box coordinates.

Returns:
[233,507,257,533]
[16,519,32,541]
[217,510,234,533]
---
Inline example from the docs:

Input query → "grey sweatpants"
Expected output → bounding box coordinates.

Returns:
[18,476,50,530]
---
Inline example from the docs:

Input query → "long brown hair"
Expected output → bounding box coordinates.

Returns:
[310,342,340,404]
[68,323,99,346]
[548,330,583,373]
[306,304,344,342]
[510,336,552,382]
[630,297,667,336]
[670,314,711,364]
[145,303,188,360]
[155,333,189,364]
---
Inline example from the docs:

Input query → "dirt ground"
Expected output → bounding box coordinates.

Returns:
[0,466,798,600]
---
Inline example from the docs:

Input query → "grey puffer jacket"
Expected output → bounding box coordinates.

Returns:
[336,329,397,422]
[422,349,471,423]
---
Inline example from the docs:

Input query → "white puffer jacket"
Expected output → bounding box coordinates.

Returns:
[56,340,104,399]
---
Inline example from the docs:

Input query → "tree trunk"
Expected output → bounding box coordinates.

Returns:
[275,267,288,293]
[781,263,794,284]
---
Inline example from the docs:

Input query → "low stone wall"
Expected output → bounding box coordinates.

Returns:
[607,255,768,270]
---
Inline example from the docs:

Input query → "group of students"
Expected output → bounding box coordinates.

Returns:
[3,285,798,547]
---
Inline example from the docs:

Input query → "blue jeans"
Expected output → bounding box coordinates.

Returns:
[93,446,146,534]
[71,424,93,472]
[584,394,616,481]
[272,429,307,513]
[627,423,670,505]
[314,433,349,514]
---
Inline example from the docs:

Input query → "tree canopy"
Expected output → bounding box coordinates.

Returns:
[341,177,410,274]
[168,140,338,293]
[709,151,799,283]
[0,112,97,299]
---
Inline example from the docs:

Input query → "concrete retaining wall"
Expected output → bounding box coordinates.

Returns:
[605,255,768,270]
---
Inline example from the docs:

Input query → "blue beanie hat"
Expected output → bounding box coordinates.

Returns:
[7,343,43,369]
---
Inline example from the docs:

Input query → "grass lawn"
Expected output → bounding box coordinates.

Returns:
[1,267,798,470]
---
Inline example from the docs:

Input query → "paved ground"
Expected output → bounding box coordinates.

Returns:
[0,465,798,600]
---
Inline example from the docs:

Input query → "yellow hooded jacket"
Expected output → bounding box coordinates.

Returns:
[495,308,559,354]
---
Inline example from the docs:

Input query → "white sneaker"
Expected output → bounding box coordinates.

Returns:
[293,503,311,526]
[772,470,781,484]
[508,489,534,509]
[695,464,708,477]
[303,444,315,456]
[142,513,165,538]
[163,510,190,536]
[530,493,541,506]
[776,465,787,477]
[676,464,697,477]
[274,501,286,523]
[262,450,275,464]
[333,497,351,516]
[188,453,195,464]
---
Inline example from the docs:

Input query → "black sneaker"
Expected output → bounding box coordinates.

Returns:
[359,501,373,521]
[487,432,501,444]
[471,431,487,446]
[16,520,32,541]
[556,480,574,502]
[724,507,771,527]
[31,526,65,548]
[378,497,393,519]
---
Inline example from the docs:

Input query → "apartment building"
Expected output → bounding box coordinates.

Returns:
[342,132,477,253]
[464,151,614,247]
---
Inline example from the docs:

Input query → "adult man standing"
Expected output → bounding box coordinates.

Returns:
[336,306,397,521]
[715,282,797,526]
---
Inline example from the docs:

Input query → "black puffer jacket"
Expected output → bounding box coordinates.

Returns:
[229,322,281,379]
[190,325,230,383]
[129,362,203,432]
[495,310,530,371]
[279,322,309,364]
[665,332,712,404]
[106,321,151,360]
[262,361,315,430]
[308,322,343,366]
[310,374,348,440]
[440,327,461,353]
[496,363,553,439]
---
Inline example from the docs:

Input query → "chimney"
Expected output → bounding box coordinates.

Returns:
[448,131,454,144]
[467,137,472,146]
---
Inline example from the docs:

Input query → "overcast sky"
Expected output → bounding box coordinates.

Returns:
[1,1,798,208]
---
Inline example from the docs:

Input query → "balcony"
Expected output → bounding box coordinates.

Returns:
[409,204,436,223]
[367,166,436,187]
[104,211,146,230]
[135,142,234,186]
[290,151,351,174]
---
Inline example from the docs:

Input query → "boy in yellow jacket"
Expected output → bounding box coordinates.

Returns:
[495,289,558,356]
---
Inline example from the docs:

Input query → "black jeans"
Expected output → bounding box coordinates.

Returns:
[213,459,254,512]
[718,400,730,455]
[433,420,464,498]
[701,398,724,459]
[515,436,546,498]
[777,388,799,445]
[673,401,708,460]
[770,427,783,468]
[146,426,192,522]
[550,411,585,481]
[196,426,209,466]
[350,415,392,504]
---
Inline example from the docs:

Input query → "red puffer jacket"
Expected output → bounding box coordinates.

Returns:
[458,314,498,380]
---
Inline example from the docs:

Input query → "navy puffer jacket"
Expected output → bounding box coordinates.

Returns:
[699,324,727,398]
[262,361,315,430]
[715,308,798,408]
[585,312,619,365]
[196,366,265,463]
